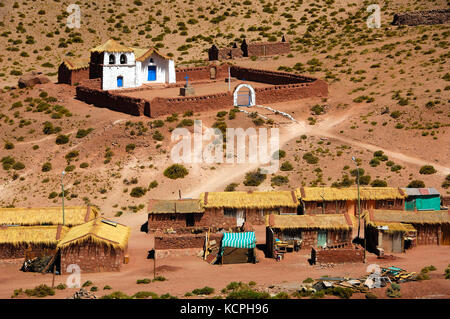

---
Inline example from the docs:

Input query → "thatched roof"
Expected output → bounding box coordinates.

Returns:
[0,225,69,246]
[366,209,450,225]
[266,213,355,230]
[200,191,299,209]
[134,47,170,61]
[0,206,98,226]
[296,187,406,202]
[62,57,90,70]
[58,218,130,250]
[91,39,133,53]
[368,221,417,234]
[148,199,203,214]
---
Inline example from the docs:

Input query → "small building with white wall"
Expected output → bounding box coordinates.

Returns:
[89,39,176,90]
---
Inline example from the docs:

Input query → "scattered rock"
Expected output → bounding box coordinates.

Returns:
[18,72,50,88]
[67,288,97,299]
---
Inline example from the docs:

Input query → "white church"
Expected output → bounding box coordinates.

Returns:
[89,39,176,90]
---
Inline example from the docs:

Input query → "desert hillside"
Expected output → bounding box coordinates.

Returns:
[0,0,449,217]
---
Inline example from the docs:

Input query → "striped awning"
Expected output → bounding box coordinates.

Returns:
[221,232,256,249]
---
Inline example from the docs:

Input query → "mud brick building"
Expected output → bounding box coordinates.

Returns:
[0,225,68,259]
[365,210,450,249]
[208,37,291,61]
[147,199,205,231]
[200,191,300,228]
[266,213,356,258]
[296,187,407,216]
[58,58,90,86]
[58,218,130,273]
[392,9,449,26]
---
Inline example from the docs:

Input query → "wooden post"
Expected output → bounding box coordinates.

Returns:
[363,220,367,263]
[51,266,56,288]
[153,254,156,279]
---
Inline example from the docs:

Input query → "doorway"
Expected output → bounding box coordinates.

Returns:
[186,214,194,227]
[117,76,123,88]
[317,231,327,248]
[148,65,156,81]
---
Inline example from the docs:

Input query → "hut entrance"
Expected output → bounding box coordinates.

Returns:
[186,214,195,227]
[317,231,327,248]
[236,209,245,227]
[210,67,216,80]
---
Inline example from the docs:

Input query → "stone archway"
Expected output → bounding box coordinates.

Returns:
[233,83,256,107]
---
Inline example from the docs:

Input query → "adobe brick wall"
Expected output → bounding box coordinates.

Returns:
[441,196,450,207]
[304,201,348,214]
[230,66,316,85]
[392,9,449,26]
[315,247,364,264]
[76,83,145,116]
[76,66,328,117]
[175,64,230,82]
[414,224,441,245]
[60,244,125,273]
[154,232,223,250]
[247,42,291,57]
[0,244,57,259]
[271,229,352,251]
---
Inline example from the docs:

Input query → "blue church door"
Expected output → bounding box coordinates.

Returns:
[148,66,156,81]
[117,76,123,87]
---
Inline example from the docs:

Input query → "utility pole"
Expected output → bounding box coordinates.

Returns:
[61,171,66,226]
[352,157,361,239]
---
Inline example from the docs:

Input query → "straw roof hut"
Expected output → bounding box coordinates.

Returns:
[61,57,90,71]
[266,213,355,230]
[366,210,450,225]
[200,191,299,209]
[0,206,97,227]
[0,225,68,259]
[58,218,130,250]
[148,199,203,215]
[296,187,406,201]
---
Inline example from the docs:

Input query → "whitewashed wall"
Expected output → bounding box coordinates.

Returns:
[102,51,137,90]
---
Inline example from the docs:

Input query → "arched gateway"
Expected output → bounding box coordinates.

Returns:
[233,83,256,107]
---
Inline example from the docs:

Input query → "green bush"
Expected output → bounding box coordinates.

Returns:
[126,143,136,152]
[280,161,293,171]
[76,128,93,138]
[225,183,239,191]
[130,187,147,198]
[243,170,266,186]
[24,284,55,297]
[12,162,25,170]
[226,289,270,299]
[407,180,425,188]
[419,165,436,175]
[303,152,318,164]
[386,283,401,298]
[55,135,69,145]
[136,278,151,284]
[164,164,189,179]
[153,276,167,282]
[192,286,214,295]
[56,283,67,290]
[101,291,131,299]
[133,291,159,299]
[302,278,314,283]
[152,130,164,141]
[4,141,14,150]
[82,280,93,287]
[371,179,387,187]
[271,175,289,186]
[41,162,52,172]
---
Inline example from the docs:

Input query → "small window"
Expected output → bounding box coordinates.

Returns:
[224,208,237,218]
[170,215,176,221]
[109,54,115,64]
[149,58,154,63]
[120,54,127,64]
[317,202,323,208]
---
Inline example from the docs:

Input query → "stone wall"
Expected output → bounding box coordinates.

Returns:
[231,66,316,85]
[60,244,125,273]
[154,232,223,250]
[392,9,449,26]
[314,247,364,264]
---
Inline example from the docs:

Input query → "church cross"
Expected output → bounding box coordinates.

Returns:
[184,74,189,86]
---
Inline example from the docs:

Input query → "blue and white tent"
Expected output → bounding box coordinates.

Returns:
[221,232,256,249]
